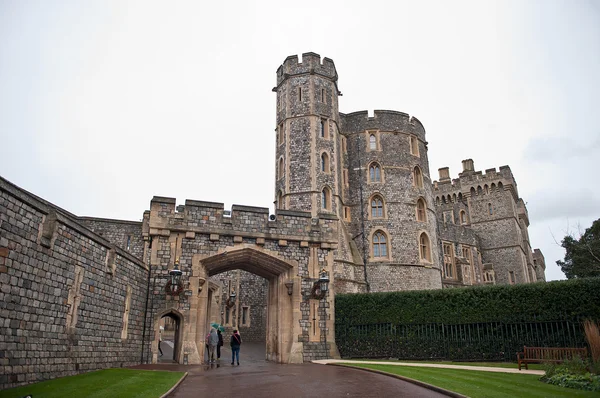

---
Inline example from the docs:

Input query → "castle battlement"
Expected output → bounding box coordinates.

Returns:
[147,196,337,245]
[276,52,338,86]
[434,159,517,196]
[340,109,426,140]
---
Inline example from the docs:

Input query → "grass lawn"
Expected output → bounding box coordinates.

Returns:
[0,368,185,398]
[346,364,597,398]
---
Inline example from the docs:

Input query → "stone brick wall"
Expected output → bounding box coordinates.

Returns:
[78,217,144,259]
[0,177,148,390]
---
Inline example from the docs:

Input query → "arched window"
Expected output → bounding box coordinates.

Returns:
[320,152,330,173]
[413,166,423,188]
[278,157,284,179]
[458,193,463,202]
[371,195,384,218]
[477,186,483,195]
[372,231,388,257]
[460,210,467,224]
[484,185,489,195]
[498,181,503,190]
[452,193,457,203]
[278,124,284,145]
[369,163,381,182]
[277,191,284,209]
[369,134,377,150]
[321,187,331,210]
[320,120,326,138]
[470,187,476,196]
[419,233,431,262]
[416,198,426,222]
[435,197,440,206]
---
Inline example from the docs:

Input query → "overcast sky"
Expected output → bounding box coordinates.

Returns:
[1,0,598,281]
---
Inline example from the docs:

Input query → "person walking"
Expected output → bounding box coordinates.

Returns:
[217,329,224,359]
[230,329,242,365]
[208,328,219,363]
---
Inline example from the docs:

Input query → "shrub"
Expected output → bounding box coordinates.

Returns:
[542,357,600,391]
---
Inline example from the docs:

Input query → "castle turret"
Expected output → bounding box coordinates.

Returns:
[273,53,342,216]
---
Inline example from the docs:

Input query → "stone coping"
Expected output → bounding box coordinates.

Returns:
[77,216,142,226]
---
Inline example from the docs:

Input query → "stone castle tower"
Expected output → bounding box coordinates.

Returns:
[273,52,545,293]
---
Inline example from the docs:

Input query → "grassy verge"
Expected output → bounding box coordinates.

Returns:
[347,359,544,370]
[346,364,597,397]
[0,368,185,398]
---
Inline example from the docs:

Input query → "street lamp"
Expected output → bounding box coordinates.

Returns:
[166,258,183,295]
[310,268,330,299]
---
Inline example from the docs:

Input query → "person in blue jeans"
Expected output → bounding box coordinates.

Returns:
[230,329,242,365]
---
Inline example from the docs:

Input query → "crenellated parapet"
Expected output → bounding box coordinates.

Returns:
[340,110,426,141]
[146,196,338,246]
[275,52,338,88]
[433,159,520,202]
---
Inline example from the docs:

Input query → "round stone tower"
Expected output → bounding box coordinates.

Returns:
[339,110,443,292]
[273,52,342,216]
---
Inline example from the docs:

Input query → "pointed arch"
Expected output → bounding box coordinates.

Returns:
[416,198,427,222]
[470,187,476,196]
[278,157,284,180]
[369,194,385,219]
[477,186,483,195]
[419,232,432,262]
[320,152,330,173]
[413,166,423,188]
[371,229,389,259]
[368,162,382,183]
[321,186,332,211]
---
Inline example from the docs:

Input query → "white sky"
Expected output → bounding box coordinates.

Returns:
[1,0,599,281]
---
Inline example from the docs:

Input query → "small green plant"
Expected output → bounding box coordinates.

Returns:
[542,357,600,391]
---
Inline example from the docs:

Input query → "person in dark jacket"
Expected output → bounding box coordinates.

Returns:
[217,330,224,359]
[230,329,242,365]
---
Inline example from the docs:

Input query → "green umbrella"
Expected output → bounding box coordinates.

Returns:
[210,322,220,330]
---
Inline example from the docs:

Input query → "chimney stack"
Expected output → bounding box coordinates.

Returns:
[438,167,450,183]
[461,159,474,173]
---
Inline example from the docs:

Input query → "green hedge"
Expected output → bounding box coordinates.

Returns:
[335,278,600,360]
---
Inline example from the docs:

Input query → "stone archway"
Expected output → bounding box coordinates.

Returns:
[153,308,184,364]
[191,245,303,364]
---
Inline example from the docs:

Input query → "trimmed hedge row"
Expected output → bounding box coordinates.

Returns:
[335,278,600,325]
[334,278,600,360]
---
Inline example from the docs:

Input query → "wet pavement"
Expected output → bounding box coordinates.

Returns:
[130,343,450,398]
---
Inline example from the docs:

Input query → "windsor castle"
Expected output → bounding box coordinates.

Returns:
[0,52,545,388]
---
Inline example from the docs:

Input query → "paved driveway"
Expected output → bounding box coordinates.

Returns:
[131,343,450,398]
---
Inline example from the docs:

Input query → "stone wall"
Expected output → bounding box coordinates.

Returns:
[0,177,148,390]
[78,217,144,259]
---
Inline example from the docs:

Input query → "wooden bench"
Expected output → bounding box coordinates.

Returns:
[517,346,588,370]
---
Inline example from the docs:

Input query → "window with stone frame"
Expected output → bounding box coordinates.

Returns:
[460,210,467,224]
[344,206,351,221]
[278,157,284,179]
[483,270,495,284]
[413,166,423,188]
[461,245,473,283]
[488,203,494,215]
[321,88,325,102]
[369,162,382,183]
[416,198,426,222]
[321,187,331,210]
[508,270,516,285]
[370,195,384,219]
[443,211,454,224]
[419,232,431,262]
[443,242,455,279]
[342,136,347,154]
[241,306,250,327]
[320,152,330,173]
[369,134,377,150]
[277,191,284,209]
[343,169,349,187]
[278,123,285,145]
[409,135,419,156]
[320,119,328,139]
[372,230,388,258]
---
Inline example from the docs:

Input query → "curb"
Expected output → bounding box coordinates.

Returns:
[160,371,188,398]
[327,363,467,398]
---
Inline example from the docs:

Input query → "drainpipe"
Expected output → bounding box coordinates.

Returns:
[355,135,370,293]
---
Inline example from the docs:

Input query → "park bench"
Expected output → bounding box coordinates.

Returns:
[517,346,588,370]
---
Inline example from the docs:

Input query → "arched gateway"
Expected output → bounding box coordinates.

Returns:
[144,198,339,365]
